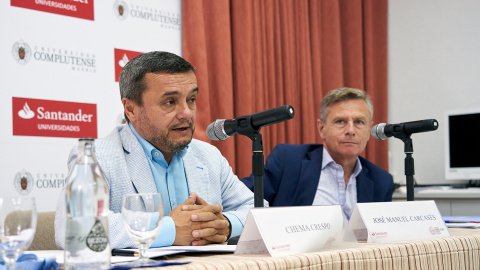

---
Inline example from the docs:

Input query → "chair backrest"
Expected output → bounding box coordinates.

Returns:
[28,211,60,250]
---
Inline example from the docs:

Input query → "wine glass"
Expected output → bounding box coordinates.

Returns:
[0,197,37,270]
[121,193,163,267]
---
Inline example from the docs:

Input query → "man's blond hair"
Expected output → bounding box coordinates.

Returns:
[319,87,373,121]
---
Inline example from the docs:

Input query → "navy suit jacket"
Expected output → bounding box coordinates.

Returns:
[241,144,394,206]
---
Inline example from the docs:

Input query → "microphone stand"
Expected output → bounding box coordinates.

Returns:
[395,133,415,201]
[238,129,264,208]
[209,105,295,208]
[374,120,439,201]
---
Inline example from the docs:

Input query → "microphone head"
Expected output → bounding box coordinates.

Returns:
[206,119,229,141]
[371,123,388,140]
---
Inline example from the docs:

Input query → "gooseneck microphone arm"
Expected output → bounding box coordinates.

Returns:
[397,133,415,201]
[245,130,265,208]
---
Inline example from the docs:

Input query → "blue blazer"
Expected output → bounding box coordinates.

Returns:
[241,144,394,206]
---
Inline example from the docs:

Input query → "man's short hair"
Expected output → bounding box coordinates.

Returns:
[319,87,373,121]
[119,51,195,122]
[119,51,195,105]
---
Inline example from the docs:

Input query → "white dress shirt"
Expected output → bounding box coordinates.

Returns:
[312,148,361,219]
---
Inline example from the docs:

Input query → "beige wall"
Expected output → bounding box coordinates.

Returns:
[388,0,480,185]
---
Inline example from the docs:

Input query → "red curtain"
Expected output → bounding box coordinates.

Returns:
[182,0,389,179]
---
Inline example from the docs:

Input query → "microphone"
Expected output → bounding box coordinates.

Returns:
[371,119,439,140]
[207,105,295,140]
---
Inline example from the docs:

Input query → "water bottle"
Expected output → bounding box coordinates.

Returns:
[64,138,110,269]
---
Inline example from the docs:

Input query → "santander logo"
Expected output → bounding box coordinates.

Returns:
[118,54,129,68]
[18,103,35,119]
[17,102,93,122]
[11,0,95,21]
[12,97,97,138]
[114,48,143,82]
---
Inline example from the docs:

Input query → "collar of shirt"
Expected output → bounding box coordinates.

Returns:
[321,147,363,177]
[128,122,188,166]
[316,147,362,220]
[128,122,190,214]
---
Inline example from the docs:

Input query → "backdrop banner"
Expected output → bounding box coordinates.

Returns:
[0,0,182,211]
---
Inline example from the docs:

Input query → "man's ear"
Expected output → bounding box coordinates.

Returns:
[122,98,137,123]
[317,119,326,140]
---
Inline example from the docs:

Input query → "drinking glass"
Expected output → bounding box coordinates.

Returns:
[121,193,163,267]
[0,197,37,270]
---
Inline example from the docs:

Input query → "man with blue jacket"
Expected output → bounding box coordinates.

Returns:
[241,87,394,219]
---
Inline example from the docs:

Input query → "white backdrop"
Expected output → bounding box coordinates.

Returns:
[388,0,480,185]
[0,0,182,211]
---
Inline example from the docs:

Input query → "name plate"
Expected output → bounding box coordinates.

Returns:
[235,205,345,257]
[347,200,449,243]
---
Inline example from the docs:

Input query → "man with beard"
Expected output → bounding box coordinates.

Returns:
[55,51,256,249]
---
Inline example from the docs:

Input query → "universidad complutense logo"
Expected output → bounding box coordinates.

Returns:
[12,40,32,65]
[12,97,97,139]
[114,48,143,82]
[11,40,97,73]
[14,170,35,196]
[11,0,95,21]
[113,0,129,20]
[112,1,181,31]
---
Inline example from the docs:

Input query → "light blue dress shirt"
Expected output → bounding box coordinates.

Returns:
[312,148,361,219]
[129,123,242,246]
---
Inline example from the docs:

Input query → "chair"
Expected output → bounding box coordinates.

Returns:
[29,211,60,250]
